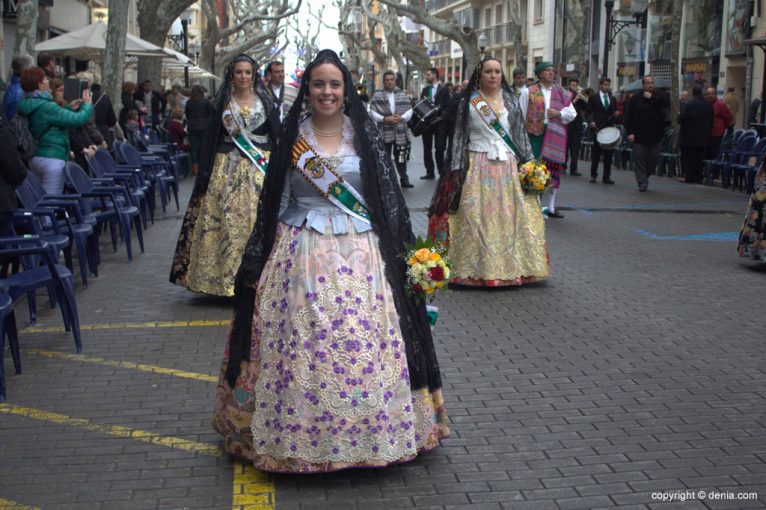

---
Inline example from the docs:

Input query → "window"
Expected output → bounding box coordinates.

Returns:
[485,7,492,28]
[534,0,543,22]
[454,7,480,29]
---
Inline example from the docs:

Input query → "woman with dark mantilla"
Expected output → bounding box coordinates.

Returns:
[170,55,279,296]
[428,57,549,287]
[212,50,449,472]
[738,164,766,261]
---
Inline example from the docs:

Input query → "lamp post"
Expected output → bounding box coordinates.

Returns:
[478,31,488,59]
[370,62,376,95]
[180,9,191,88]
[602,0,648,78]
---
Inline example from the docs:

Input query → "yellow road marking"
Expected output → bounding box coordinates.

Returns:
[0,498,40,510]
[232,462,276,509]
[0,404,222,457]
[21,319,229,334]
[27,349,217,383]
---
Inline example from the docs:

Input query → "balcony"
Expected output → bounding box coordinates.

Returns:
[428,39,452,57]
[482,22,527,47]
[426,0,462,13]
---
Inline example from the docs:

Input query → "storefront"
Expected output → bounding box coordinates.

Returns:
[681,0,723,91]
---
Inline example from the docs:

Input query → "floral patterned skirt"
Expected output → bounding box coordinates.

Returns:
[447,152,550,287]
[212,221,449,473]
[173,151,264,297]
[738,164,766,261]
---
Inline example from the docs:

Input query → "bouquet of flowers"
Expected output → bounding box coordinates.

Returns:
[519,160,551,194]
[403,236,451,304]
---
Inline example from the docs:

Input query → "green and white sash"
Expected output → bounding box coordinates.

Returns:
[470,91,523,161]
[221,104,268,174]
[291,135,371,224]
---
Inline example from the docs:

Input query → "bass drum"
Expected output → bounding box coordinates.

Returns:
[596,126,622,150]
[407,98,440,137]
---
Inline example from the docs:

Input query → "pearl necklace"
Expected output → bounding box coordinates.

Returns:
[311,125,343,137]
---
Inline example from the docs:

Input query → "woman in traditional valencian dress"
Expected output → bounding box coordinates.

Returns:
[212,50,449,473]
[738,163,766,261]
[428,57,549,287]
[170,55,279,296]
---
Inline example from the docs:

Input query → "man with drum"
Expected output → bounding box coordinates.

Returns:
[370,70,415,188]
[588,77,618,184]
[624,75,670,191]
[419,67,450,179]
[520,62,577,219]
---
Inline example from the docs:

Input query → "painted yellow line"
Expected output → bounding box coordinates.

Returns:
[0,498,40,510]
[21,319,230,334]
[27,349,217,383]
[0,404,222,457]
[232,462,276,510]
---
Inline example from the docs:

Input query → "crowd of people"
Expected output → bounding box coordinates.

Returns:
[2,46,764,474]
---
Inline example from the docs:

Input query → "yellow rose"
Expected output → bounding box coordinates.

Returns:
[429,252,441,262]
[415,248,431,263]
[409,256,418,265]
[436,281,444,289]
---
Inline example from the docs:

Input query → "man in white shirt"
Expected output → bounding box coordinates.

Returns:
[519,62,577,218]
[370,70,414,187]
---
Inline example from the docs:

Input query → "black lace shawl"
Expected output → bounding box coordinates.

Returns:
[225,50,442,393]
[191,58,280,199]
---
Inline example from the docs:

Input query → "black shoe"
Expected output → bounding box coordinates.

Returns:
[571,171,582,176]
[420,174,436,180]
[603,179,615,184]
[639,186,648,192]
[548,210,565,219]
[589,177,597,183]
[400,179,414,188]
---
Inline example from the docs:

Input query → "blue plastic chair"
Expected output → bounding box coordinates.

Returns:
[730,139,766,193]
[0,292,20,401]
[89,149,152,226]
[66,163,144,261]
[0,236,82,351]
[721,135,758,189]
[119,142,180,212]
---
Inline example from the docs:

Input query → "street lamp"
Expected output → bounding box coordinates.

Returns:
[602,0,648,77]
[370,62,376,95]
[180,9,191,88]
[477,31,488,58]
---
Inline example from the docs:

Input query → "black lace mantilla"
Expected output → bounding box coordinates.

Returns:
[226,49,443,393]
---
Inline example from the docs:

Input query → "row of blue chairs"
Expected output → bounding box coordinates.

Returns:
[1,134,187,401]
[702,128,765,193]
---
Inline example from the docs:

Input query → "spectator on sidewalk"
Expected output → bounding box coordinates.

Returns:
[624,75,670,192]
[37,52,57,79]
[167,108,190,152]
[725,86,739,124]
[184,84,214,176]
[2,55,34,119]
[119,81,138,130]
[0,114,28,235]
[134,79,161,129]
[678,85,713,184]
[748,93,761,126]
[91,84,117,149]
[706,87,734,160]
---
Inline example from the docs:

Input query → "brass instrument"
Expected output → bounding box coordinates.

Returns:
[576,85,590,101]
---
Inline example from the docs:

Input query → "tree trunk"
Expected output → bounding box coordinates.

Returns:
[14,0,38,57]
[104,0,130,117]
[136,0,196,86]
[508,0,525,70]
[669,1,682,125]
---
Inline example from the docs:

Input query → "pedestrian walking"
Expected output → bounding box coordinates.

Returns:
[624,75,670,191]
[419,67,450,179]
[170,54,279,297]
[264,60,298,122]
[706,87,734,160]
[213,49,448,472]
[519,61,576,218]
[184,84,215,175]
[588,77,617,184]
[678,85,713,184]
[369,70,414,188]
[428,57,548,286]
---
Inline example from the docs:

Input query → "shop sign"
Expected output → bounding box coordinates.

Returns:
[683,61,708,74]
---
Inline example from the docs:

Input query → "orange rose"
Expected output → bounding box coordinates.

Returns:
[414,248,431,263]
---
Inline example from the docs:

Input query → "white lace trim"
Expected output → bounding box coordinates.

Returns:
[299,116,356,161]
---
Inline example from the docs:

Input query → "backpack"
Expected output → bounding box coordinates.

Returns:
[9,114,38,163]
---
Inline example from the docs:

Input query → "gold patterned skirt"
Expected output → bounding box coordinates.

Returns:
[180,151,264,297]
[448,152,549,286]
[212,221,449,473]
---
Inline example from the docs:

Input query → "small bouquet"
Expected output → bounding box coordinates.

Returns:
[404,236,451,304]
[519,160,551,194]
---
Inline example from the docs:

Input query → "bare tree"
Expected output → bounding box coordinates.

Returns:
[292,4,324,67]
[136,0,197,86]
[377,0,481,76]
[104,0,131,116]
[13,0,38,57]
[199,0,300,76]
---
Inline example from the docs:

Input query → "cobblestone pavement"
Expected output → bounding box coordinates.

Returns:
[1,141,764,510]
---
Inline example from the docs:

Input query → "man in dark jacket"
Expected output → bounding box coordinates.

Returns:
[587,77,617,184]
[624,75,670,191]
[2,55,34,120]
[419,67,451,179]
[566,78,587,176]
[134,79,162,129]
[678,85,713,184]
[0,115,28,234]
[91,84,117,149]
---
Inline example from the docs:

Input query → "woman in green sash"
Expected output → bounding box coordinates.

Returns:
[170,55,279,296]
[212,50,448,473]
[428,57,550,286]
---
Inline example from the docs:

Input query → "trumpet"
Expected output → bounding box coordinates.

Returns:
[576,86,590,101]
